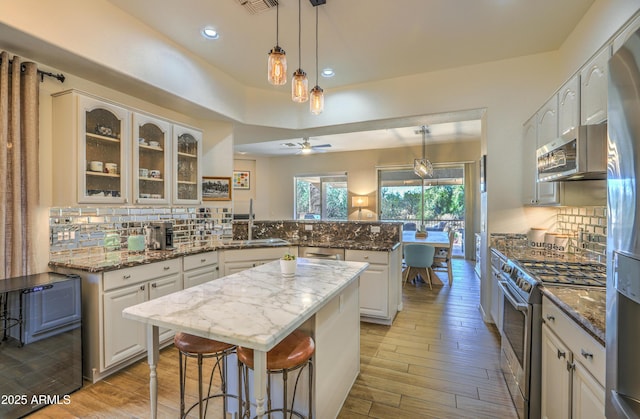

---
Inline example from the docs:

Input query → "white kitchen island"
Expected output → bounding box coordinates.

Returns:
[123,257,368,418]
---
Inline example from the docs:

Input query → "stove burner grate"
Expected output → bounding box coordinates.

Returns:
[516,260,606,287]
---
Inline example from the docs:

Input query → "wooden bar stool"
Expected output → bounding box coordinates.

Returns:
[237,330,315,418]
[174,332,237,419]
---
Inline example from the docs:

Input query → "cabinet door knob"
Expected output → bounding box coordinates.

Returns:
[151,283,157,288]
[164,266,170,270]
[581,349,594,359]
[364,256,369,260]
[123,274,131,279]
[201,259,207,263]
[557,349,566,359]
[546,315,555,322]
[140,285,145,291]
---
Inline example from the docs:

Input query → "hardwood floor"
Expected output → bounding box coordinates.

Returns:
[32,259,516,418]
[337,259,517,419]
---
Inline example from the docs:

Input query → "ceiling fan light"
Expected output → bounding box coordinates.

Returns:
[310,85,324,114]
[292,69,309,103]
[268,45,287,85]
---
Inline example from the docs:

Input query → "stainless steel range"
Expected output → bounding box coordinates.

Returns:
[498,257,606,418]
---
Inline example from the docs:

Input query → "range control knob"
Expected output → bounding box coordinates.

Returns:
[521,281,532,292]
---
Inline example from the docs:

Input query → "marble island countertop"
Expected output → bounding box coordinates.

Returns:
[49,237,400,272]
[123,257,369,351]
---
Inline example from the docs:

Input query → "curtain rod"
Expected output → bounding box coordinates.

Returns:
[0,57,65,83]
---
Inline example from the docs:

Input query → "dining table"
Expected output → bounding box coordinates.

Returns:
[122,257,368,419]
[402,230,451,285]
[402,230,450,247]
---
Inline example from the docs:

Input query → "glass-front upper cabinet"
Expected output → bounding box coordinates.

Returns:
[173,124,202,204]
[79,95,130,204]
[133,113,171,204]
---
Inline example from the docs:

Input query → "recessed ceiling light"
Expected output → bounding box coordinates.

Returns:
[321,68,335,78]
[202,28,219,40]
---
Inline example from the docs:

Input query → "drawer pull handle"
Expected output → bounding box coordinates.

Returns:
[364,256,369,259]
[546,315,555,322]
[151,283,157,288]
[123,274,131,279]
[140,285,145,291]
[164,266,170,270]
[557,349,566,359]
[581,349,593,359]
[201,259,207,263]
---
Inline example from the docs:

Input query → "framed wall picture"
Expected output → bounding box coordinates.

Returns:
[233,171,250,190]
[480,154,487,193]
[202,176,232,201]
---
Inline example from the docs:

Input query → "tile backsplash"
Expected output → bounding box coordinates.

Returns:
[49,206,233,255]
[555,206,607,262]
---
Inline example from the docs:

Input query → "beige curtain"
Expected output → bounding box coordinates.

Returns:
[0,51,39,279]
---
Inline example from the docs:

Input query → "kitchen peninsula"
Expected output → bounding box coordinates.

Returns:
[123,257,368,418]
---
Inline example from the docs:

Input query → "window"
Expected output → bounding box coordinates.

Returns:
[379,164,465,255]
[295,174,348,220]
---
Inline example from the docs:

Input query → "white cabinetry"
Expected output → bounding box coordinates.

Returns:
[522,116,559,206]
[613,14,640,54]
[346,247,402,325]
[489,249,504,332]
[537,95,559,146]
[558,75,581,136]
[52,90,131,205]
[541,296,605,419]
[580,46,610,126]
[173,124,203,204]
[52,90,204,206]
[54,258,183,382]
[102,259,182,370]
[220,247,293,276]
[133,112,172,204]
[314,279,360,418]
[541,323,572,419]
[183,251,219,288]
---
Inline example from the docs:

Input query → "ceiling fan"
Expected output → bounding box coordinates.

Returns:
[282,137,332,154]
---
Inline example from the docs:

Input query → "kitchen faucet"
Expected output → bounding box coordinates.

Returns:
[248,198,254,241]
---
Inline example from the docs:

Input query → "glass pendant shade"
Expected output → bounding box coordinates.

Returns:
[268,46,287,85]
[310,85,324,114]
[292,69,309,103]
[414,158,434,178]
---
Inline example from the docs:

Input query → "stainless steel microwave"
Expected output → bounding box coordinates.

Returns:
[536,124,607,182]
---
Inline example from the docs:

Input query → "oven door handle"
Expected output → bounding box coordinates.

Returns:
[497,280,529,312]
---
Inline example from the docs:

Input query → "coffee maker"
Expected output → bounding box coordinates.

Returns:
[145,221,174,250]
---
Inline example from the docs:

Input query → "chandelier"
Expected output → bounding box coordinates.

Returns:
[414,126,434,178]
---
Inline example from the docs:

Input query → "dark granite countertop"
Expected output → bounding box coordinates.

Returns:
[49,238,401,273]
[541,285,605,346]
[491,243,605,346]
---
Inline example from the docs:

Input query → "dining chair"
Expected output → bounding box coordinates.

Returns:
[432,230,454,285]
[403,244,436,289]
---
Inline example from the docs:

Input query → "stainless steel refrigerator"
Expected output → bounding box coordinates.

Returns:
[607,26,640,418]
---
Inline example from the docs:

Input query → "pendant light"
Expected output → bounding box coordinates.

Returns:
[267,1,286,85]
[310,5,324,114]
[292,0,309,103]
[414,126,434,178]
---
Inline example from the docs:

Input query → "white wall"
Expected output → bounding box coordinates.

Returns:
[245,141,480,220]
